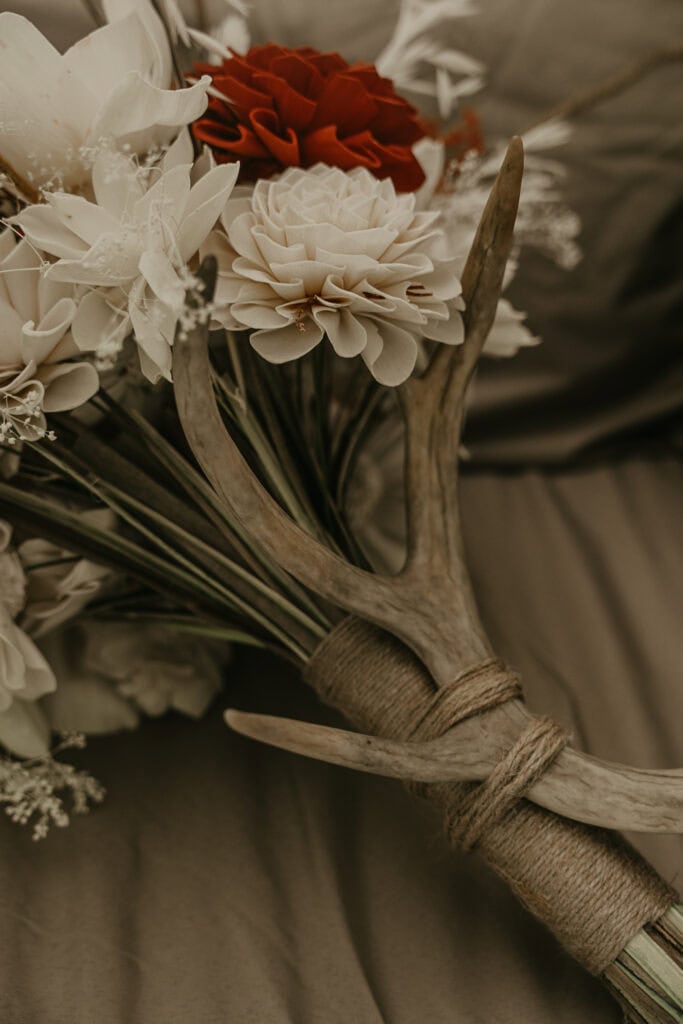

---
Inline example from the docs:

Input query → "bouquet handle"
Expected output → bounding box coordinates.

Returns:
[305,616,675,977]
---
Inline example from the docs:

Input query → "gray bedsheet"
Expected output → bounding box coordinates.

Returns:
[0,1,681,1021]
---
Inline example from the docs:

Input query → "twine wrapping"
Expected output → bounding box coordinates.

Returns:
[305,616,676,975]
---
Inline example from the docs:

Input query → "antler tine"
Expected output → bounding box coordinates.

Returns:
[173,150,526,679]
[174,269,486,669]
[425,135,524,406]
[174,258,387,612]
[225,708,683,835]
[397,138,524,580]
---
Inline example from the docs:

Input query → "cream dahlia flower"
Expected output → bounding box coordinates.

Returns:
[208,164,465,386]
[14,135,239,382]
[0,1,210,194]
[0,229,99,443]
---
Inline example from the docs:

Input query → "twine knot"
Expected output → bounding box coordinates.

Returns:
[407,658,569,850]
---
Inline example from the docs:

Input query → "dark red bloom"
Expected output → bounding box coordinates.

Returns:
[190,44,427,191]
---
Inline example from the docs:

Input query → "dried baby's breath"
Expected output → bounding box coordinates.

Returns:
[0,734,105,840]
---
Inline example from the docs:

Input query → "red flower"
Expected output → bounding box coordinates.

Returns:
[190,44,427,191]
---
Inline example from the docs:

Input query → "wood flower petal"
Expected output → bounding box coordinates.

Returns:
[250,320,324,363]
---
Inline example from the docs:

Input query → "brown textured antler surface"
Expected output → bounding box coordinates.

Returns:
[174,138,683,836]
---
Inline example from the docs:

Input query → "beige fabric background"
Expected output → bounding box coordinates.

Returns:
[0,1,681,1022]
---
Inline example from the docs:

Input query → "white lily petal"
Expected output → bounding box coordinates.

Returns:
[92,147,145,219]
[133,163,192,235]
[139,250,185,312]
[129,294,174,382]
[102,0,171,86]
[89,72,210,147]
[161,128,195,173]
[178,162,240,263]
[14,205,89,261]
[64,13,157,103]
[46,193,120,248]
[0,13,98,190]
[72,291,128,353]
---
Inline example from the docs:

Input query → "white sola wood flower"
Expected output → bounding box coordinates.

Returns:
[14,135,239,382]
[0,229,99,443]
[0,0,210,194]
[209,164,465,386]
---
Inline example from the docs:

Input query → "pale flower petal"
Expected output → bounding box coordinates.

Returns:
[0,605,57,704]
[139,251,186,313]
[17,150,238,383]
[102,0,172,85]
[0,3,206,192]
[0,228,98,441]
[21,532,112,638]
[13,205,89,261]
[0,697,51,758]
[362,320,418,386]
[130,293,175,382]
[313,307,368,358]
[39,362,100,413]
[422,307,465,344]
[89,72,210,149]
[63,13,158,104]
[177,162,240,263]
[42,672,140,735]
[71,290,128,354]
[92,147,147,218]
[21,297,77,366]
[46,193,120,247]
[483,298,540,357]
[2,237,42,323]
[0,13,98,191]
[251,320,324,363]
[161,128,195,173]
[413,137,446,210]
[211,164,465,384]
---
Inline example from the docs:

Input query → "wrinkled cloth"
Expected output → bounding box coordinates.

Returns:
[1,456,681,1024]
[0,0,682,1021]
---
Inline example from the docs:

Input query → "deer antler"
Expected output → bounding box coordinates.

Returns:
[173,138,683,837]
[225,709,683,834]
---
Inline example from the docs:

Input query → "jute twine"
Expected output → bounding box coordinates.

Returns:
[305,616,675,975]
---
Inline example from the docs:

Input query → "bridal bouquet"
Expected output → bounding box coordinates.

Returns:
[0,0,680,1019]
